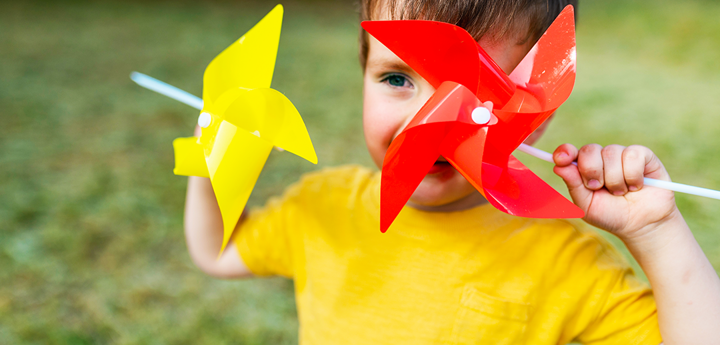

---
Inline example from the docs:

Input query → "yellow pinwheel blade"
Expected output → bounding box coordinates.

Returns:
[167,4,317,256]
[202,4,283,108]
[222,88,318,164]
[205,120,274,254]
[172,137,210,178]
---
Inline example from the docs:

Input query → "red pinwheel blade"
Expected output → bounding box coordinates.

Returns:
[479,7,580,218]
[504,5,576,113]
[472,5,579,219]
[482,156,584,218]
[487,5,577,162]
[381,82,488,232]
[361,20,516,107]
[484,109,556,167]
[439,119,583,219]
[440,124,489,194]
[381,124,448,232]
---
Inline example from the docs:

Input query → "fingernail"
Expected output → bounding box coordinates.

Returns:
[588,179,601,189]
[613,190,625,196]
[629,186,638,192]
[558,153,568,160]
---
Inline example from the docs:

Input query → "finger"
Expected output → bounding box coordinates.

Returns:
[553,143,578,167]
[622,145,671,190]
[622,145,647,191]
[640,146,671,182]
[194,124,202,137]
[601,144,628,195]
[554,164,593,211]
[577,144,604,190]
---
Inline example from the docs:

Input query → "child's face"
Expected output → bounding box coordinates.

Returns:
[363,33,537,209]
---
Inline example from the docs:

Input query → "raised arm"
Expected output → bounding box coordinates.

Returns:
[183,126,252,279]
[553,143,720,344]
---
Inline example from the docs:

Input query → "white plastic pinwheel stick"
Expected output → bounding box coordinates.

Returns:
[130,71,203,110]
[516,143,720,201]
[198,112,212,128]
[471,107,491,124]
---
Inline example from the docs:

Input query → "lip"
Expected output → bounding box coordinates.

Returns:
[427,160,452,174]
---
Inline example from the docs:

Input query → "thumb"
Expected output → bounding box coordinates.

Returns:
[553,144,593,211]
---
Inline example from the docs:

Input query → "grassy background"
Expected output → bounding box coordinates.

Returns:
[1,0,719,343]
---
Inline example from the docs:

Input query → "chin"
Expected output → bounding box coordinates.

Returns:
[408,169,475,207]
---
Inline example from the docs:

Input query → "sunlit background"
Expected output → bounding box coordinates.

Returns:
[2,0,719,343]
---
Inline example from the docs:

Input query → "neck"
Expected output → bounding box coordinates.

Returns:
[407,190,489,213]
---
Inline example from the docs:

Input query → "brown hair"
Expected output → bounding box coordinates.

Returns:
[359,0,578,67]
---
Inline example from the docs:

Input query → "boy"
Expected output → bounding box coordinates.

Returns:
[184,0,720,343]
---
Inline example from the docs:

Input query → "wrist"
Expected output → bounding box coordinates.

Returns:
[621,208,689,261]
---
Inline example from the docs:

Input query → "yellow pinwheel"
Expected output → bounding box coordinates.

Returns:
[171,4,317,254]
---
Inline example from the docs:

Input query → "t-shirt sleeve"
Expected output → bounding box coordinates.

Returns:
[558,227,663,345]
[233,180,306,278]
[575,267,663,344]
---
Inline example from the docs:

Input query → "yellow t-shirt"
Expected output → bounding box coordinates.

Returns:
[235,165,662,345]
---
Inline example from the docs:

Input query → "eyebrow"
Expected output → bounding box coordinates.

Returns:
[365,57,414,74]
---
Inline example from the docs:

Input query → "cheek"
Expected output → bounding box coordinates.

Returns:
[362,86,406,168]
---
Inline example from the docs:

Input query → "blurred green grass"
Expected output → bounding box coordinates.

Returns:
[1,0,719,343]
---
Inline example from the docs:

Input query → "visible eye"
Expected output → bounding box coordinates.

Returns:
[381,73,413,88]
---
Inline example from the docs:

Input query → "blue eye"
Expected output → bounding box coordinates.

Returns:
[381,73,411,88]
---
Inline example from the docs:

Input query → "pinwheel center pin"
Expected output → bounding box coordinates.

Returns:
[198,112,212,128]
[471,107,491,125]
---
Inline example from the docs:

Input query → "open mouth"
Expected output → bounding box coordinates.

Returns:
[428,157,452,174]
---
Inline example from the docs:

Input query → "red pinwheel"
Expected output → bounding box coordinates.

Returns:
[362,5,585,232]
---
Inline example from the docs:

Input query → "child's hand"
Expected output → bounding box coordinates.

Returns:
[553,144,679,241]
[554,144,720,341]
